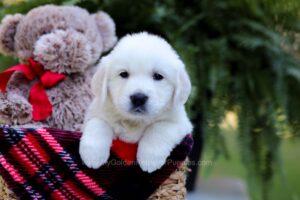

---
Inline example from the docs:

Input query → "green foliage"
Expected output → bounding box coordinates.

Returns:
[1,0,300,199]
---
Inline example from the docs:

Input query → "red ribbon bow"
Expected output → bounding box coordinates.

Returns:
[111,139,138,165]
[0,58,65,121]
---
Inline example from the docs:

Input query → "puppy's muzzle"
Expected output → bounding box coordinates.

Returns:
[130,93,148,113]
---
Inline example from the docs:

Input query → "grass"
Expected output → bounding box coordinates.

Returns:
[200,125,300,200]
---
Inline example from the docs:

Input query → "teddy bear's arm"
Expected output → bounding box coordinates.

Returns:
[0,72,32,125]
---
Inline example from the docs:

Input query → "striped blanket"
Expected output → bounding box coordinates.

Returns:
[0,126,193,200]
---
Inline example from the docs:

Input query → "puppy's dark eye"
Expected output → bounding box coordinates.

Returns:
[120,71,129,78]
[153,73,164,81]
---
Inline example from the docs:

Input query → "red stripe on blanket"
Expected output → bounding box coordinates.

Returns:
[63,180,93,200]
[75,171,105,196]
[25,134,51,162]
[37,128,105,196]
[9,146,38,176]
[37,129,64,153]
[0,155,26,184]
[51,189,69,200]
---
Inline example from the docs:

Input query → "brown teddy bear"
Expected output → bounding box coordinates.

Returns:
[0,5,117,131]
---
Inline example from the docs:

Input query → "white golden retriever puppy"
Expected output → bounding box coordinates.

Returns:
[79,32,192,173]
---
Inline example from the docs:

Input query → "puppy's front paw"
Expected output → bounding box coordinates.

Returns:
[79,138,110,169]
[137,145,169,173]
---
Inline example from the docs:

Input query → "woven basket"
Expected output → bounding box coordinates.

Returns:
[0,160,188,200]
[149,160,188,200]
[0,176,15,200]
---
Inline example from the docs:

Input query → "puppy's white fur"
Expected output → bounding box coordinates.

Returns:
[79,32,193,172]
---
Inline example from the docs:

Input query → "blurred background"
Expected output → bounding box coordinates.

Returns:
[1,0,300,200]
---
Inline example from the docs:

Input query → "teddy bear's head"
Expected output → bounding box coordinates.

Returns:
[0,5,117,74]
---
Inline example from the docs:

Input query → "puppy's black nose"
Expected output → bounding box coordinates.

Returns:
[130,93,148,107]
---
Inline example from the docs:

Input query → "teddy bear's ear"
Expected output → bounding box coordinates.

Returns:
[0,14,23,55]
[92,11,117,52]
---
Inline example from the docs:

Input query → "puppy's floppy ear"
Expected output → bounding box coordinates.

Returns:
[92,11,117,52]
[173,61,192,106]
[91,56,110,105]
[0,14,23,55]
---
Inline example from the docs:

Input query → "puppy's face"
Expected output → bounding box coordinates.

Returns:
[107,58,175,120]
[91,33,191,121]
